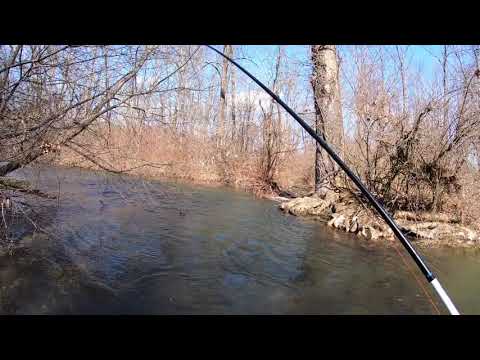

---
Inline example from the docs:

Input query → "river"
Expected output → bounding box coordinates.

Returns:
[1,166,479,314]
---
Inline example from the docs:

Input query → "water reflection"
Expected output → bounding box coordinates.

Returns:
[0,166,477,314]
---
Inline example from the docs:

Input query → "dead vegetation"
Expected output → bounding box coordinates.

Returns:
[1,45,480,248]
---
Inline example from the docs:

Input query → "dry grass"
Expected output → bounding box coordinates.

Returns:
[54,121,480,234]
[56,123,270,192]
[55,120,317,201]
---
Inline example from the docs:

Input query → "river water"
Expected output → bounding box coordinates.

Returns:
[1,166,479,314]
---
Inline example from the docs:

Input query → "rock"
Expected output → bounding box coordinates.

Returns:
[313,187,329,199]
[309,202,332,217]
[334,215,346,229]
[324,190,340,204]
[328,214,346,230]
[360,225,383,241]
[397,221,438,239]
[464,228,478,242]
[452,227,479,242]
[279,196,331,219]
[349,216,359,233]
[394,211,460,224]
[278,191,480,248]
[361,226,372,240]
[269,195,290,203]
[327,217,335,227]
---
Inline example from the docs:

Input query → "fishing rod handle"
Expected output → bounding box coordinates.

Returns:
[431,279,460,315]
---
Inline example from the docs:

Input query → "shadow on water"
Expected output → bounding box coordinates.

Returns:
[1,165,479,314]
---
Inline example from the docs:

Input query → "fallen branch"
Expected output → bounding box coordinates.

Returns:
[0,177,56,199]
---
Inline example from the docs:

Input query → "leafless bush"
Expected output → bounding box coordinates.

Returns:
[3,44,479,236]
[342,46,480,217]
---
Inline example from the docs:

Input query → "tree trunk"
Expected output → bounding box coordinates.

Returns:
[310,45,344,194]
[442,45,450,129]
[261,46,283,187]
[218,45,233,147]
[230,59,237,143]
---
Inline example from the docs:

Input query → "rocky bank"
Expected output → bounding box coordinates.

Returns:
[278,190,479,247]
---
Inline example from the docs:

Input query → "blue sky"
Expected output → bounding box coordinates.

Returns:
[209,45,447,107]
[232,45,446,108]
[236,45,444,84]
[205,45,449,139]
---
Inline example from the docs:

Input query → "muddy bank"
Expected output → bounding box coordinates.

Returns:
[278,190,479,248]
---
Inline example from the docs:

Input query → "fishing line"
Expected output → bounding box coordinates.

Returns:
[391,241,441,314]
[205,45,460,315]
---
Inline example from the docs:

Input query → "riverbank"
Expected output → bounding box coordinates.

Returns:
[5,165,479,314]
[278,189,480,248]
[4,163,479,249]
[52,157,307,200]
[53,159,480,248]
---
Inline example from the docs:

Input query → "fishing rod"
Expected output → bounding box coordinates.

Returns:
[206,45,460,315]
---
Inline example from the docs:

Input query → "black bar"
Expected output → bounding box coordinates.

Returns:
[206,45,435,282]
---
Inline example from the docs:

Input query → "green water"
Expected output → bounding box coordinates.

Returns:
[0,166,478,314]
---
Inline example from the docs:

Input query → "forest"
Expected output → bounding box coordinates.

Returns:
[1,45,480,247]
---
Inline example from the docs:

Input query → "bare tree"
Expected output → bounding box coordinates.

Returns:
[0,45,202,177]
[217,45,233,147]
[310,45,344,194]
[341,45,480,216]
[259,46,283,188]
